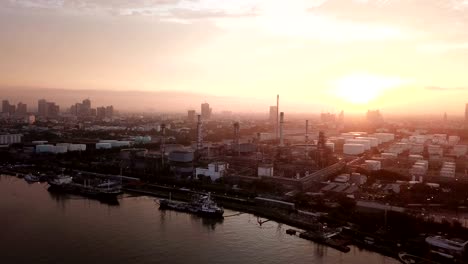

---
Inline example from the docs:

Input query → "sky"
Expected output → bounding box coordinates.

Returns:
[1,0,468,115]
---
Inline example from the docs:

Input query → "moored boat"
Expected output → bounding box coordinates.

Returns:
[24,174,40,183]
[159,193,224,218]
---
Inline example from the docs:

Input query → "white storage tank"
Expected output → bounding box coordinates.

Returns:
[96,143,112,149]
[54,145,68,154]
[343,144,365,155]
[373,133,395,143]
[356,137,379,147]
[258,164,274,177]
[346,139,371,150]
[36,144,55,153]
[340,133,355,140]
[69,144,86,152]
[168,150,194,163]
[111,141,131,148]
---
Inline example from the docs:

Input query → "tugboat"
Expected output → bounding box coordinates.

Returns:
[159,193,224,218]
[24,174,40,183]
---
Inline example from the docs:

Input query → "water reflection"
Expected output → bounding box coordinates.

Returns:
[47,187,120,206]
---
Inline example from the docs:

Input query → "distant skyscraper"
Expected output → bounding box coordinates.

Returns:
[47,102,59,117]
[188,110,196,122]
[97,106,106,119]
[201,103,212,120]
[269,106,277,123]
[16,102,27,115]
[95,105,113,119]
[79,99,91,116]
[2,100,15,114]
[105,105,114,118]
[38,99,48,116]
[2,100,9,113]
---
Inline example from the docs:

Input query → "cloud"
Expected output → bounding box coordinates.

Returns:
[417,42,468,54]
[425,86,468,91]
[1,0,185,15]
[168,7,258,20]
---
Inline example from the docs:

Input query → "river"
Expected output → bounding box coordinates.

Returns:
[0,175,398,264]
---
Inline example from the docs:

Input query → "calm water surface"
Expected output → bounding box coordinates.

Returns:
[0,175,398,264]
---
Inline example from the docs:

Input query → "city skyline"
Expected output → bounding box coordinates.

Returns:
[1,1,468,114]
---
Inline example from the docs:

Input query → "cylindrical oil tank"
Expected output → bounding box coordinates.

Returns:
[258,164,274,177]
[69,144,86,152]
[54,145,68,154]
[346,139,371,150]
[168,150,194,163]
[36,144,55,153]
[356,137,379,147]
[343,144,365,155]
[96,143,112,149]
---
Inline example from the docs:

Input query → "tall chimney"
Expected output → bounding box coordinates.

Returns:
[161,123,166,167]
[305,120,309,143]
[197,115,203,152]
[276,94,279,140]
[279,112,284,147]
[233,122,240,156]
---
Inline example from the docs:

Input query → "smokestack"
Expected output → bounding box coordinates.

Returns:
[279,112,284,147]
[161,123,166,167]
[305,120,309,143]
[276,94,279,140]
[197,115,203,152]
[233,122,240,156]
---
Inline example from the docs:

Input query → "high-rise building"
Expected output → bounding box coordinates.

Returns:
[47,102,59,117]
[2,100,9,113]
[269,106,277,123]
[105,105,114,118]
[2,100,15,115]
[201,103,212,120]
[96,105,113,119]
[38,99,48,116]
[81,99,91,116]
[188,110,196,122]
[16,102,27,115]
[97,106,106,119]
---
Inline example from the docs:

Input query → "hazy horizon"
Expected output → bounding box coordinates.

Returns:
[1,1,468,115]
[0,86,466,119]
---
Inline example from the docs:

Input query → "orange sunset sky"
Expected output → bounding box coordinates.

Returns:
[1,0,468,114]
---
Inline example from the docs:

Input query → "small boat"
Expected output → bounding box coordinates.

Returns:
[24,174,40,183]
[159,193,224,218]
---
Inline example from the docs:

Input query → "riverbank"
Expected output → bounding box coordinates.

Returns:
[0,171,461,262]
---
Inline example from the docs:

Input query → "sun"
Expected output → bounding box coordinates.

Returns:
[334,73,405,104]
